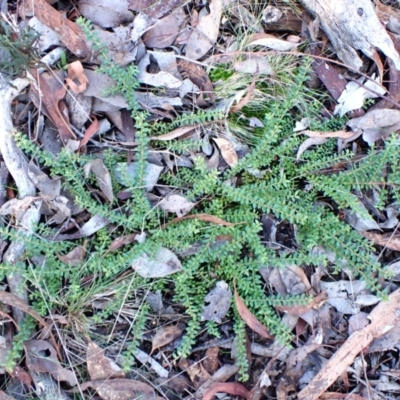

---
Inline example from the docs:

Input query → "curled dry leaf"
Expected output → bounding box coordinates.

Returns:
[203,382,250,400]
[79,117,100,148]
[213,138,239,167]
[84,159,114,203]
[234,285,273,339]
[177,59,216,104]
[132,247,183,278]
[151,322,186,352]
[66,61,89,94]
[0,196,39,220]
[86,342,125,381]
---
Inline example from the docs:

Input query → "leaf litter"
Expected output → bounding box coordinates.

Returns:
[3,0,400,399]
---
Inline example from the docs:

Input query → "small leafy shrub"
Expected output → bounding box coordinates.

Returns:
[1,17,399,380]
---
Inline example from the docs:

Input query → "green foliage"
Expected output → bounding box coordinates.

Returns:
[0,19,40,78]
[5,16,400,384]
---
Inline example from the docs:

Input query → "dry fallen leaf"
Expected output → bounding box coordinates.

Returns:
[79,379,158,400]
[57,245,86,267]
[132,247,183,278]
[105,233,137,254]
[248,33,299,51]
[178,359,210,389]
[301,130,355,139]
[84,159,114,204]
[86,342,125,381]
[203,382,250,400]
[151,322,186,352]
[298,288,400,400]
[296,137,328,160]
[161,213,235,229]
[66,61,89,94]
[203,347,220,375]
[158,194,196,217]
[213,138,239,167]
[234,284,273,339]
[185,0,225,60]
[360,231,400,251]
[201,281,232,323]
[275,292,328,315]
[23,0,89,57]
[149,124,197,141]
[25,340,78,386]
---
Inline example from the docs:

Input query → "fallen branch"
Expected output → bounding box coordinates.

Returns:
[298,288,400,400]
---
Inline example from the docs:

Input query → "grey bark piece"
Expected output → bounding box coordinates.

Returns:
[299,0,400,71]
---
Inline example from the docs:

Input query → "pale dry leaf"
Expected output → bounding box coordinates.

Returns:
[105,233,137,254]
[84,159,114,203]
[134,348,169,378]
[151,322,186,352]
[149,124,197,141]
[28,163,61,199]
[201,281,232,323]
[132,247,183,278]
[0,197,39,220]
[80,379,158,400]
[347,108,400,130]
[301,130,354,139]
[185,0,224,60]
[334,75,386,116]
[86,342,125,381]
[178,359,210,389]
[248,33,299,51]
[296,137,327,160]
[213,138,238,167]
[158,194,196,217]
[114,162,163,191]
[203,347,220,375]
[79,0,134,28]
[233,55,273,75]
[143,8,187,48]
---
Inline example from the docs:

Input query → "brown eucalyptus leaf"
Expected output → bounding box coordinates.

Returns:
[23,0,89,57]
[105,233,137,254]
[177,59,215,103]
[151,322,186,352]
[149,124,197,141]
[203,382,250,400]
[234,285,273,339]
[86,342,125,381]
[161,213,235,229]
[57,245,86,266]
[203,347,220,375]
